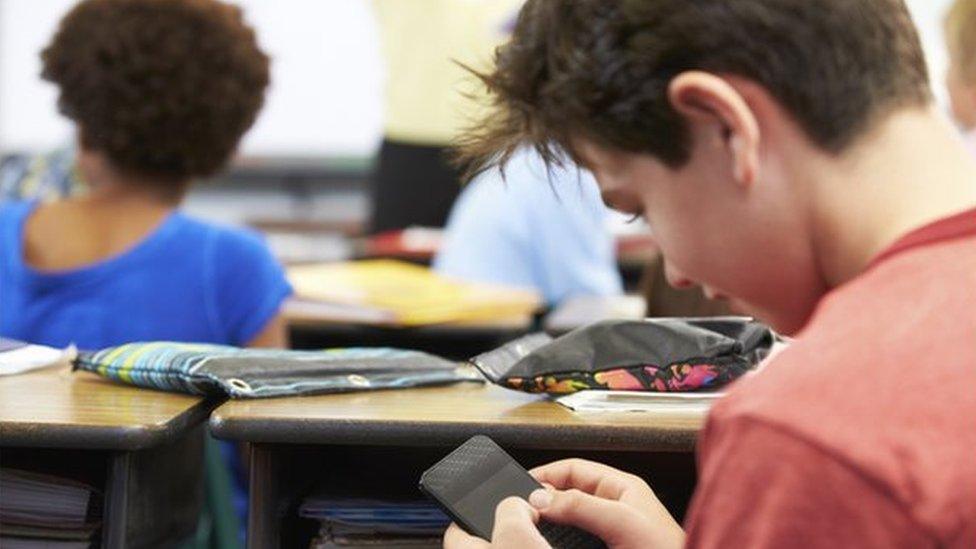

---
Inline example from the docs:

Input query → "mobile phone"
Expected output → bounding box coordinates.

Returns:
[419,435,606,548]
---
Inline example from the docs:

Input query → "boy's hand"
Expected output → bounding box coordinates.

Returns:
[443,496,550,548]
[529,459,685,548]
[442,459,685,549]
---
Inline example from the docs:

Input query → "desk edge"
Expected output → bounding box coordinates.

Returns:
[209,413,699,453]
[0,396,220,451]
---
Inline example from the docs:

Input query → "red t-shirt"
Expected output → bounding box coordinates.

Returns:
[684,208,976,548]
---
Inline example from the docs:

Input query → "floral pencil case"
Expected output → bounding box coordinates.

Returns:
[469,317,775,395]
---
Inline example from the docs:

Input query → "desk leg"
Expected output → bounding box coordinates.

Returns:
[102,451,131,549]
[102,426,205,548]
[248,443,279,549]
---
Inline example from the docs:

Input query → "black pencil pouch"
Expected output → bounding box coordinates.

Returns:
[469,317,775,394]
[73,342,482,398]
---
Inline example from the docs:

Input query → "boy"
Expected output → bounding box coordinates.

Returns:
[946,0,976,153]
[446,0,976,547]
[0,0,291,349]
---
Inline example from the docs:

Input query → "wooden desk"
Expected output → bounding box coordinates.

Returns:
[211,383,707,548]
[0,366,217,548]
[285,300,534,360]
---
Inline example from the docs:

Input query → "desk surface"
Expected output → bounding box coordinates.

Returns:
[211,383,706,452]
[0,366,214,450]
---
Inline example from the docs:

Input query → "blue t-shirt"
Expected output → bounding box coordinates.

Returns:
[0,200,292,350]
[434,148,622,304]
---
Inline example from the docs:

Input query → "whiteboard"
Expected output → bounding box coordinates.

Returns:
[0,0,956,157]
[0,0,384,157]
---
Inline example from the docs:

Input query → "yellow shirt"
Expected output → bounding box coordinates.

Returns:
[373,0,522,145]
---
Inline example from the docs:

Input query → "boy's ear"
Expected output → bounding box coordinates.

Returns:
[667,71,760,187]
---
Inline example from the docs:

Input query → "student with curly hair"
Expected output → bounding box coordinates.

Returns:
[0,2,288,544]
[0,0,291,349]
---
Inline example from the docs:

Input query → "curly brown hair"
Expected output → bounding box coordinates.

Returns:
[458,0,932,178]
[41,0,269,194]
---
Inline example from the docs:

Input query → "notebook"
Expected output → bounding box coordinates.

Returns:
[556,390,721,413]
[0,469,102,547]
[286,260,541,326]
[300,498,448,549]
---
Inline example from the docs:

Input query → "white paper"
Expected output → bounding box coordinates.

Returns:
[556,390,721,413]
[0,342,76,376]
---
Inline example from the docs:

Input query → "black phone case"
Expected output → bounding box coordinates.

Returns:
[420,435,606,549]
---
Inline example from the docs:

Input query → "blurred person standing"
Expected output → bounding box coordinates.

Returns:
[369,0,521,234]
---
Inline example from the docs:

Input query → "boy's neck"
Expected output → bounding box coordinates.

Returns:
[805,107,976,288]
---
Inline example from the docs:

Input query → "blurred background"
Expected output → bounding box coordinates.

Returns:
[0,0,963,309]
[0,0,955,227]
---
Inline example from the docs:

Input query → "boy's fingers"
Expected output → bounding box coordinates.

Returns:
[443,523,491,549]
[492,497,550,548]
[533,488,644,546]
[530,458,644,498]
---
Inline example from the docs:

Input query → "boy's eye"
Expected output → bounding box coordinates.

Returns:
[625,211,645,224]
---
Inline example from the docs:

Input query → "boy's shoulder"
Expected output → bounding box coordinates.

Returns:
[709,232,976,538]
[719,221,976,426]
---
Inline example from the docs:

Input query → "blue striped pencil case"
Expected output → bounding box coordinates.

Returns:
[73,342,481,399]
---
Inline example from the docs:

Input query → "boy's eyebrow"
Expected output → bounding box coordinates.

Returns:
[599,188,641,214]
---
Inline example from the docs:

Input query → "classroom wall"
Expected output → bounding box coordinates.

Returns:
[0,0,384,157]
[0,0,958,157]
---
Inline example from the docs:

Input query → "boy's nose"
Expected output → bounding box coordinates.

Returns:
[664,261,695,290]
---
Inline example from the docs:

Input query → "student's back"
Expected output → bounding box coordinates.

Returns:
[434,148,622,304]
[0,200,289,349]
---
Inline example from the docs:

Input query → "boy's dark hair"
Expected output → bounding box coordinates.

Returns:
[459,0,932,176]
[41,0,269,195]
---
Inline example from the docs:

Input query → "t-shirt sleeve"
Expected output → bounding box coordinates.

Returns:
[209,228,293,346]
[684,415,934,549]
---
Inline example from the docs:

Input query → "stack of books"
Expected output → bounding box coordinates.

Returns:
[299,498,450,548]
[0,469,102,548]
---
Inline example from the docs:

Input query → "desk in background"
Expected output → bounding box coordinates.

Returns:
[544,294,647,335]
[0,366,217,548]
[284,299,535,360]
[211,382,706,548]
